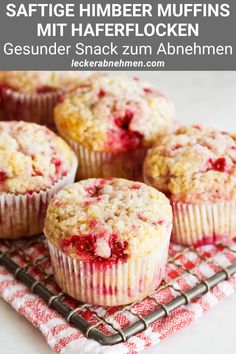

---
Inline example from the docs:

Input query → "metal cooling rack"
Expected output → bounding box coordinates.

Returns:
[0,235,236,346]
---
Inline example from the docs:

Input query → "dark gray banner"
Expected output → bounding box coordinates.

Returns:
[0,0,235,70]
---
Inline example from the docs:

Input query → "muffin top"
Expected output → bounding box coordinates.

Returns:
[0,121,76,194]
[54,73,175,153]
[0,71,88,94]
[144,125,236,204]
[44,178,172,263]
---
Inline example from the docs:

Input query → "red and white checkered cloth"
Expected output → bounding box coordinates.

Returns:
[0,241,236,354]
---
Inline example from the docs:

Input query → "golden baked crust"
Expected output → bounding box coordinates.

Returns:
[0,71,88,93]
[144,125,236,203]
[44,178,172,261]
[0,121,77,194]
[54,73,175,153]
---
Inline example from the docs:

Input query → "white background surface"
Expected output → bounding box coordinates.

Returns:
[0,71,236,354]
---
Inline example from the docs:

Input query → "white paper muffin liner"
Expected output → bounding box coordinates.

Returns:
[0,160,77,239]
[172,200,236,245]
[60,137,147,181]
[47,232,171,306]
[0,88,61,128]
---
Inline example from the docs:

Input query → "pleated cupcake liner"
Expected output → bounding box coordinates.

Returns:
[0,88,61,128]
[60,136,147,181]
[0,160,77,239]
[171,199,236,245]
[47,232,171,306]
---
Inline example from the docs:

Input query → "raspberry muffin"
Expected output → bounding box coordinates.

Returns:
[54,72,175,180]
[0,121,77,239]
[0,71,88,128]
[44,178,172,306]
[144,125,236,245]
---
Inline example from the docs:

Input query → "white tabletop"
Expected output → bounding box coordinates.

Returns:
[1,71,236,354]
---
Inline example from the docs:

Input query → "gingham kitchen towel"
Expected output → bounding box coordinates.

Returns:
[0,240,236,354]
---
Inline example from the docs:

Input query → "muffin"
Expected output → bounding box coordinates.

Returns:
[0,121,77,239]
[44,178,172,306]
[144,125,236,245]
[0,71,88,128]
[54,72,175,180]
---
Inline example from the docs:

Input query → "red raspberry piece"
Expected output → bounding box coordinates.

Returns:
[114,117,125,129]
[88,220,97,228]
[62,234,96,259]
[124,108,133,121]
[62,233,128,264]
[63,239,70,246]
[27,189,35,195]
[36,86,57,94]
[86,185,101,197]
[208,157,227,172]
[143,87,153,94]
[98,89,106,98]
[115,109,133,130]
[51,158,61,174]
[112,108,144,151]
[121,130,143,150]
[0,172,7,182]
[214,157,227,172]
[77,236,95,255]
[108,235,128,263]
[132,184,141,190]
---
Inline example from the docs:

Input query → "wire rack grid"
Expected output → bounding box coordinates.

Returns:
[0,235,236,346]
